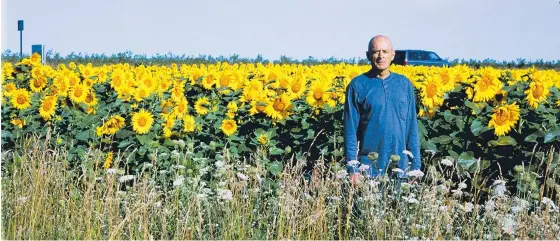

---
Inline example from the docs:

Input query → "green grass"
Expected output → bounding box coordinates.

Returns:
[2,137,559,240]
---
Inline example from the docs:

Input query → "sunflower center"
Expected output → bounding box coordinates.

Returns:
[178,104,186,113]
[33,79,43,88]
[273,99,285,111]
[478,78,490,91]
[74,88,83,97]
[86,94,94,103]
[17,96,26,104]
[532,83,544,98]
[495,109,509,126]
[291,82,301,93]
[313,89,324,100]
[138,117,147,126]
[220,75,230,87]
[426,83,437,98]
[43,101,52,111]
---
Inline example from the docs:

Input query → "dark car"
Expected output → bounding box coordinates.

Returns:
[393,50,451,67]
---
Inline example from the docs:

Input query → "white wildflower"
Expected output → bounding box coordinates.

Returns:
[541,197,558,211]
[154,201,162,208]
[214,160,225,169]
[173,139,186,148]
[493,179,507,186]
[451,189,463,198]
[437,184,449,194]
[392,168,404,174]
[358,164,370,172]
[368,180,380,188]
[440,158,454,167]
[199,167,209,176]
[464,202,474,213]
[237,172,249,181]
[336,170,348,179]
[502,216,516,235]
[173,176,185,187]
[407,197,420,204]
[407,170,424,177]
[17,196,28,204]
[170,150,180,159]
[118,175,135,183]
[106,168,117,175]
[159,170,168,175]
[492,184,507,197]
[425,149,437,155]
[347,160,359,166]
[217,189,233,201]
[403,150,414,159]
[174,165,186,170]
[458,182,467,189]
[439,205,448,212]
[327,196,341,201]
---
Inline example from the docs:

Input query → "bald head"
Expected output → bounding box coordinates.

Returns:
[367,35,393,53]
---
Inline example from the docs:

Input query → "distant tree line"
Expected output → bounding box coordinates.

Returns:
[2,49,559,70]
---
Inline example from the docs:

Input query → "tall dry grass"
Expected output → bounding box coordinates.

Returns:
[2,137,559,239]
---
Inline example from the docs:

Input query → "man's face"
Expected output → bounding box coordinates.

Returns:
[368,38,395,71]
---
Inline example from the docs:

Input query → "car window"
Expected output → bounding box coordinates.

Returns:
[428,52,441,61]
[408,51,420,60]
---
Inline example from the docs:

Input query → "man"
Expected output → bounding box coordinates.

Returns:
[344,35,421,184]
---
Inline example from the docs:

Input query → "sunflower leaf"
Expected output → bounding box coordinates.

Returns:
[544,127,560,143]
[489,136,517,146]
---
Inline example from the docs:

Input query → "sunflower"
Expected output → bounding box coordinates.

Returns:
[52,76,69,97]
[131,109,154,134]
[419,74,444,109]
[2,62,14,80]
[194,97,211,116]
[227,101,238,113]
[182,114,196,133]
[170,81,185,102]
[39,96,57,120]
[11,118,25,128]
[257,133,269,145]
[162,127,172,138]
[306,80,334,108]
[103,152,113,170]
[524,80,549,109]
[288,74,307,99]
[249,94,271,115]
[10,89,32,110]
[488,102,520,136]
[134,86,150,102]
[84,91,98,107]
[221,119,237,136]
[241,79,263,103]
[265,94,292,121]
[473,68,503,102]
[69,84,89,104]
[201,72,217,90]
[2,82,17,97]
[103,115,126,135]
[172,97,189,119]
[29,76,47,92]
[30,53,41,66]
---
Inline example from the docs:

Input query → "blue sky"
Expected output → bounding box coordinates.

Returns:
[1,0,559,62]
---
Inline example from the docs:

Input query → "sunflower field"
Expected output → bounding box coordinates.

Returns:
[1,54,560,187]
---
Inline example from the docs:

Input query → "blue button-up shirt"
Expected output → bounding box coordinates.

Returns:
[344,71,421,177]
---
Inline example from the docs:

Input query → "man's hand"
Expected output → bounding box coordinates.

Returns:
[350,173,361,186]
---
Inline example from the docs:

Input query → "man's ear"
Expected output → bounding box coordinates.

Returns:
[366,51,372,62]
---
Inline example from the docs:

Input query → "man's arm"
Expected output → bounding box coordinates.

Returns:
[344,83,360,174]
[406,82,422,171]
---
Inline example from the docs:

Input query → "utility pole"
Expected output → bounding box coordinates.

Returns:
[18,20,24,58]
